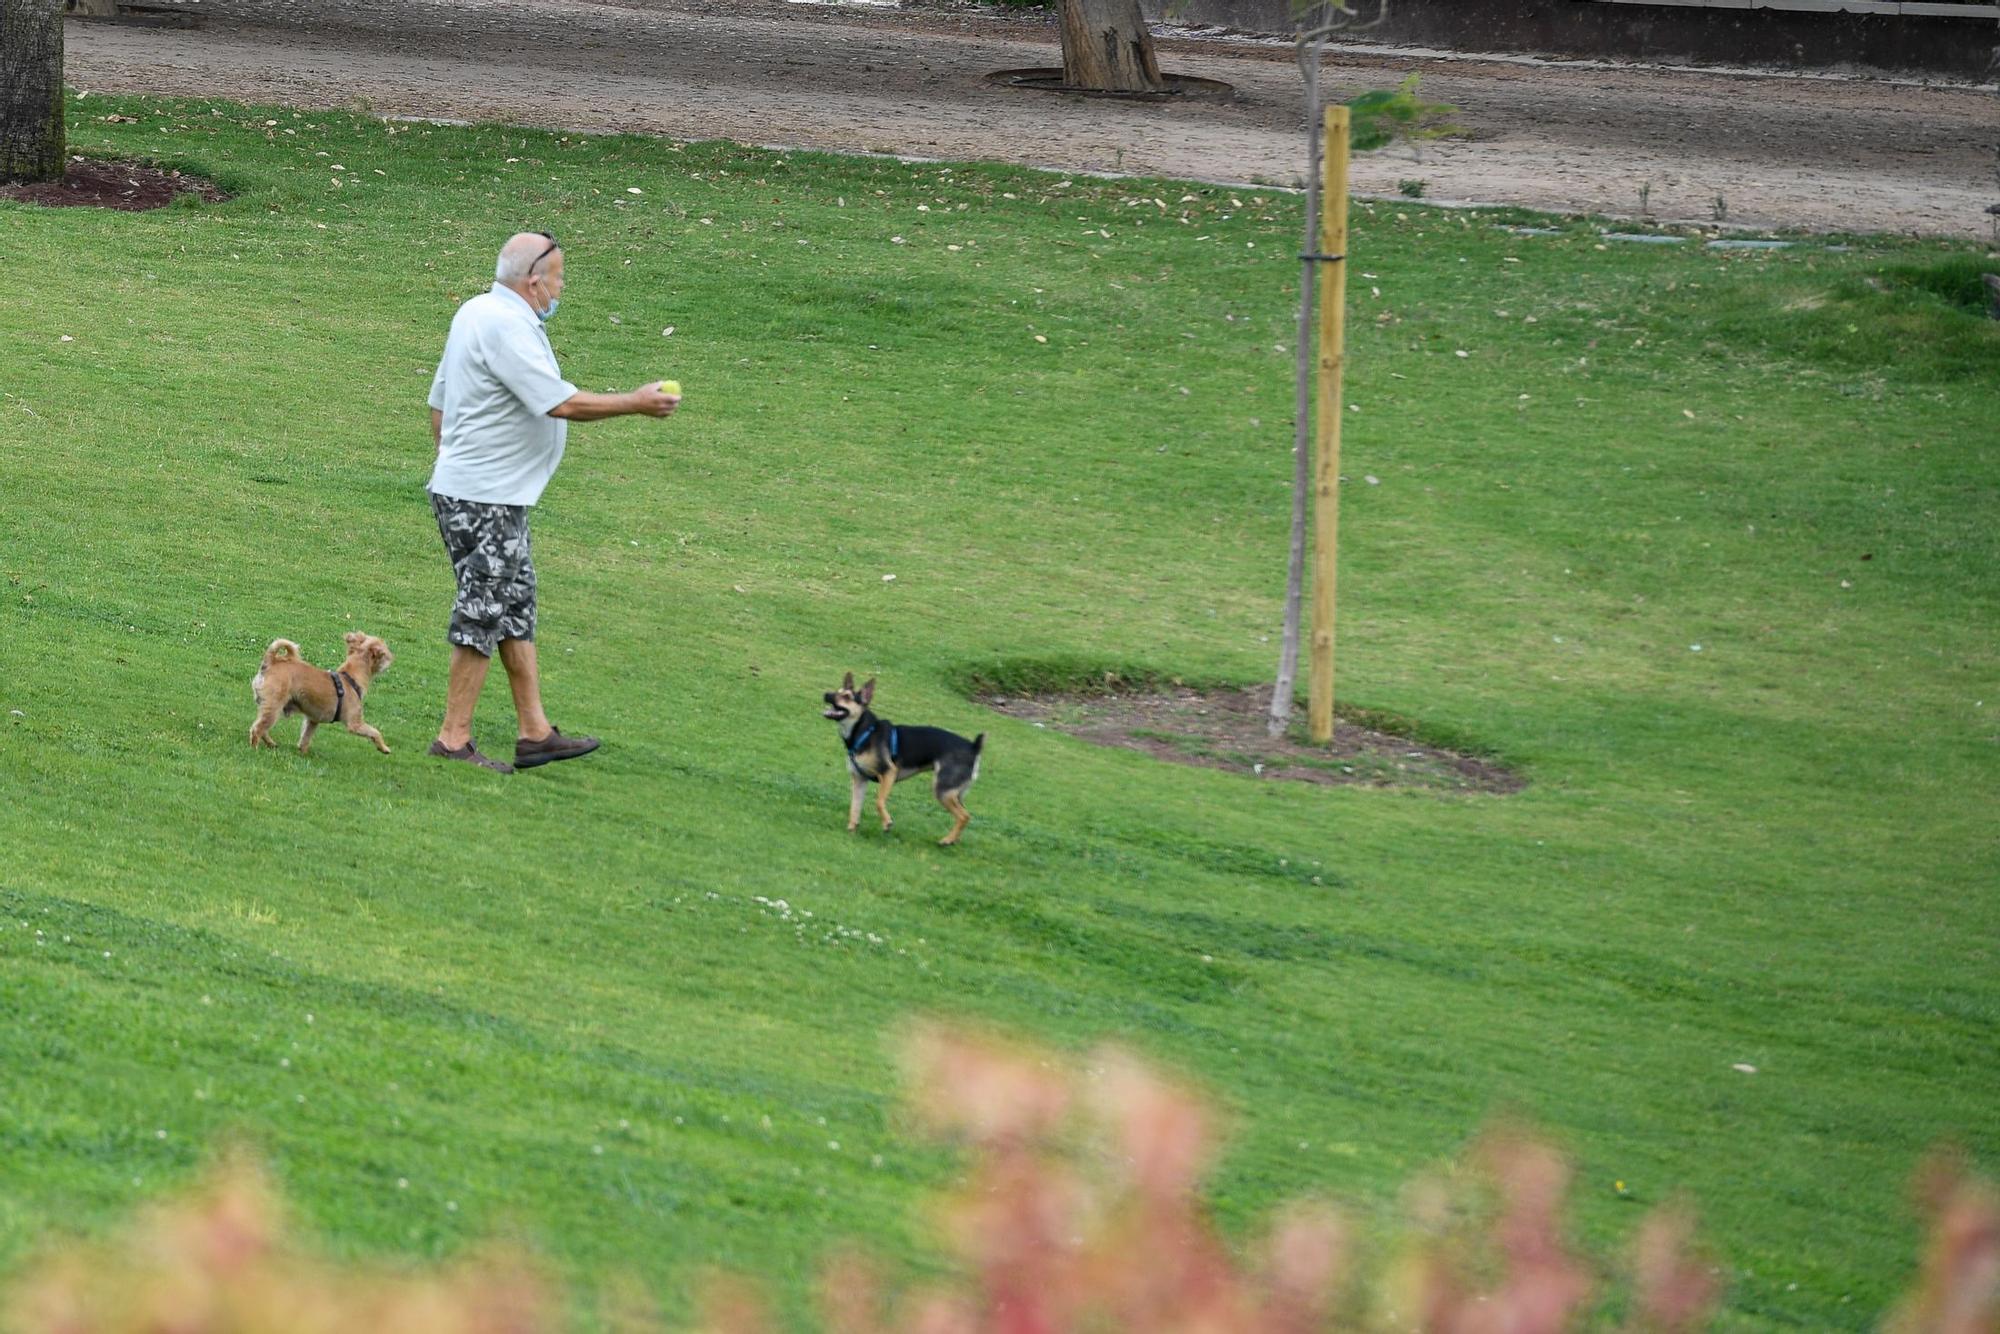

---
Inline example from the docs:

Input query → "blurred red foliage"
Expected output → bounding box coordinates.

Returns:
[6,1027,1993,1334]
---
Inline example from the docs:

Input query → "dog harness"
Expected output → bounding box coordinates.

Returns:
[847,721,898,762]
[329,670,363,722]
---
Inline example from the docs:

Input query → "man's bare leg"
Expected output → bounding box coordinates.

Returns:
[437,644,492,750]
[498,638,554,742]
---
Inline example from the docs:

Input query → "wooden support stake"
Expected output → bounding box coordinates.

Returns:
[1308,104,1349,744]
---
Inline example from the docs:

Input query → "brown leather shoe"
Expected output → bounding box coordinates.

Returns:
[514,726,600,769]
[428,738,514,774]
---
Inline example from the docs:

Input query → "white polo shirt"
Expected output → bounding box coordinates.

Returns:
[426,283,580,507]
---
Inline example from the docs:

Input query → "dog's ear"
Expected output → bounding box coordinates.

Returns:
[345,631,365,650]
[859,677,876,705]
[842,671,856,693]
[370,640,393,672]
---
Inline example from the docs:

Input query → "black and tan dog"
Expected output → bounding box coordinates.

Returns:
[823,673,984,845]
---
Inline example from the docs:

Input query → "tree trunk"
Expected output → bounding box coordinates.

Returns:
[1268,93,1321,739]
[1058,0,1163,93]
[1270,14,1335,738]
[0,0,64,184]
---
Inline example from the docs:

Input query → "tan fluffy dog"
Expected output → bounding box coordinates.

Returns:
[249,633,394,755]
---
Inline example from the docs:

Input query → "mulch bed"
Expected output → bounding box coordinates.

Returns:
[977,684,1524,794]
[0,159,228,211]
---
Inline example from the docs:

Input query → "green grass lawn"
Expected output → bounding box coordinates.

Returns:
[1,94,1995,1328]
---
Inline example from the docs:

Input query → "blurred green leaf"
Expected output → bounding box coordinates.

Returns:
[1345,75,1459,153]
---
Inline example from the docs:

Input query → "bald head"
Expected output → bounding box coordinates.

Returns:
[495,231,559,284]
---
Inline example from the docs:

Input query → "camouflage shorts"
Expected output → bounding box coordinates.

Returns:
[431,492,536,656]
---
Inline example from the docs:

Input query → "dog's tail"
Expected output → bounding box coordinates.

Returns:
[262,638,302,668]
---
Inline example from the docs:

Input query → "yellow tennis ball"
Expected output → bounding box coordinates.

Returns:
[661,380,682,396]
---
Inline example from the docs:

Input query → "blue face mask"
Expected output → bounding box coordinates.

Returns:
[525,267,560,322]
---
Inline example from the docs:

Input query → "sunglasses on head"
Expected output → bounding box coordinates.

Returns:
[528,231,559,275]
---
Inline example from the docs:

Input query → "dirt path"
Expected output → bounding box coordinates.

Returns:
[64,0,1999,237]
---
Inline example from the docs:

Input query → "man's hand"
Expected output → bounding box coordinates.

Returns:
[632,382,682,418]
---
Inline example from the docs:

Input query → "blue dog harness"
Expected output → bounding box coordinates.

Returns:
[847,721,898,763]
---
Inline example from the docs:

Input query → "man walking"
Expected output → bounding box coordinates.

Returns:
[425,231,680,774]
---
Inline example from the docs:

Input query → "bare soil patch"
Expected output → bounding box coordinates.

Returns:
[978,684,1524,794]
[986,67,1236,100]
[61,0,2000,238]
[0,158,227,211]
